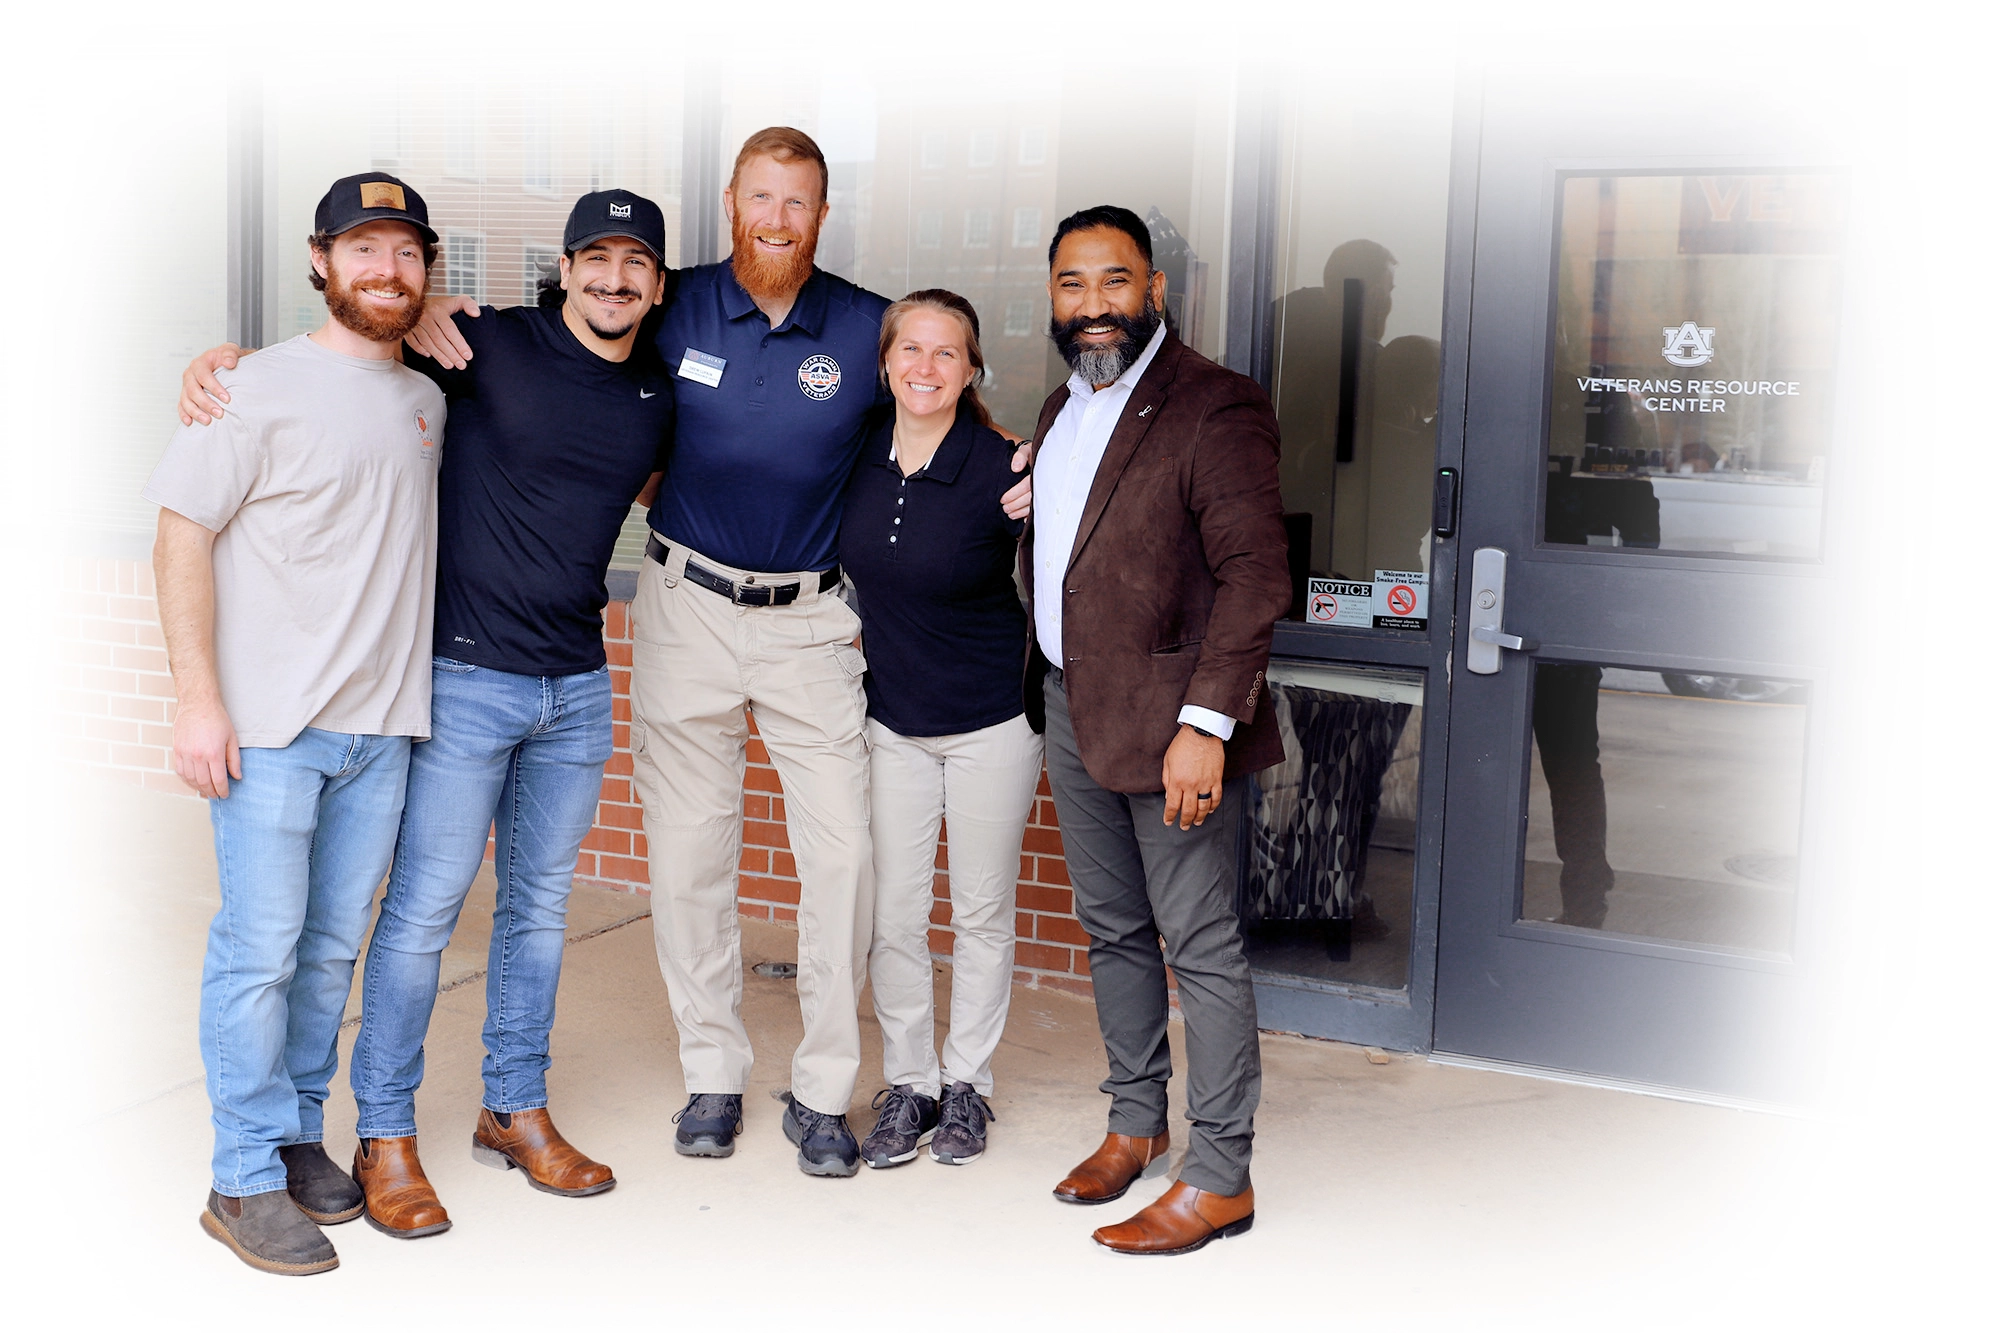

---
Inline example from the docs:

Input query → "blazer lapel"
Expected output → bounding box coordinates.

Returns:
[1066,334,1184,575]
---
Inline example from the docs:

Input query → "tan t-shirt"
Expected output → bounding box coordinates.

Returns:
[143,334,445,748]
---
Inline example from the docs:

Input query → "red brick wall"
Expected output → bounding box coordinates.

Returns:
[62,560,1097,995]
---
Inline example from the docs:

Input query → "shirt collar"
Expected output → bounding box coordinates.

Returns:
[871,402,982,484]
[1065,319,1169,401]
[720,262,828,336]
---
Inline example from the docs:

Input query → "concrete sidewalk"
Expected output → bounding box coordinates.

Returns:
[40,777,1845,1326]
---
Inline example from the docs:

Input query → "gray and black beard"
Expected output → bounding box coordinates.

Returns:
[1051,293,1162,385]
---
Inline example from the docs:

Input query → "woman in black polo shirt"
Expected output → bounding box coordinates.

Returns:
[841,290,1040,1171]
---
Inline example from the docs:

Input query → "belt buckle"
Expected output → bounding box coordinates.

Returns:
[734,581,773,607]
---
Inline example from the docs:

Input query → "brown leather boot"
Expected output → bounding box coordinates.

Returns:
[1052,1131,1173,1205]
[471,1107,615,1197]
[352,1137,452,1239]
[1091,1178,1255,1255]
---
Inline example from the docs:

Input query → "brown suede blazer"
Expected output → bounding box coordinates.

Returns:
[1021,332,1292,794]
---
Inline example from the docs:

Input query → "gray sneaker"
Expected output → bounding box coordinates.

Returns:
[860,1085,940,1169]
[199,1189,339,1275]
[929,1082,996,1166]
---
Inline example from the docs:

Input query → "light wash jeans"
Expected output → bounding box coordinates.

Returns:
[350,658,612,1137]
[201,728,412,1198]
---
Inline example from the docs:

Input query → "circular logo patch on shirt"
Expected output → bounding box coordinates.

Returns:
[798,354,842,401]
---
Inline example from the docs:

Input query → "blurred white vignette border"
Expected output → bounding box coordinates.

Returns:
[0,0,1989,1322]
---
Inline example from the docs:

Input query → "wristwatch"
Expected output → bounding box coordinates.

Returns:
[1185,723,1219,740]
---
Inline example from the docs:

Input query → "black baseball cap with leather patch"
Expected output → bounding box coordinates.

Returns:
[564,189,666,264]
[314,171,438,244]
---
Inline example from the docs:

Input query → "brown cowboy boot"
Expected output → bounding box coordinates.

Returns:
[1091,1179,1255,1255]
[471,1107,616,1197]
[352,1137,452,1239]
[1051,1131,1173,1204]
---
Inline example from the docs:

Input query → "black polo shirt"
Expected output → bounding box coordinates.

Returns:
[838,404,1027,738]
[649,263,891,573]
[409,302,672,676]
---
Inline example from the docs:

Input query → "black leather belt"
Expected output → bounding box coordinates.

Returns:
[646,533,840,607]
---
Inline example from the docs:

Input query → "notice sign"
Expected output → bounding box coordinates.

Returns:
[1305,571,1429,631]
[1306,579,1373,627]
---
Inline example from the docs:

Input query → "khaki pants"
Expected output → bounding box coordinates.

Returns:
[629,540,873,1115]
[867,714,1043,1099]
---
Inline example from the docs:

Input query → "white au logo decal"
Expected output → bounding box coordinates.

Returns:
[1661,321,1718,368]
[609,202,632,218]
[798,354,841,400]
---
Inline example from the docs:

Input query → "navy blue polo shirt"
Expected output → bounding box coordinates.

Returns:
[839,404,1028,738]
[409,303,672,676]
[648,263,891,573]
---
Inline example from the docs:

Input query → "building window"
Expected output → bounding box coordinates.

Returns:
[964,209,993,248]
[369,96,407,169]
[968,129,998,168]
[1004,298,1037,337]
[589,113,614,192]
[446,232,484,299]
[1012,207,1041,249]
[523,97,555,195]
[523,243,561,304]
[919,131,946,170]
[916,210,943,249]
[1018,127,1047,166]
[445,104,481,180]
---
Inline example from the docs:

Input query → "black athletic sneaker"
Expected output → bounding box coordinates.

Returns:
[860,1085,941,1169]
[672,1093,744,1158]
[929,1082,996,1166]
[780,1091,860,1177]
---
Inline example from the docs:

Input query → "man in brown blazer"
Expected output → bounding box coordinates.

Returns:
[1023,205,1291,1255]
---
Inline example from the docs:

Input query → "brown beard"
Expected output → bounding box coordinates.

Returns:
[730,208,818,303]
[324,263,427,343]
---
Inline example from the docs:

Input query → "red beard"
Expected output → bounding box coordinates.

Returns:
[730,209,818,303]
[324,264,427,343]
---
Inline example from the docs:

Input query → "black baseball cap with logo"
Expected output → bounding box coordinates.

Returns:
[564,189,667,264]
[314,172,437,244]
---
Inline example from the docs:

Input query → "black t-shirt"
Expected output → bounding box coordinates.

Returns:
[838,404,1026,738]
[409,303,673,676]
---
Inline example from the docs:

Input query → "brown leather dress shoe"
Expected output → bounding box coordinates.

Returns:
[352,1137,452,1239]
[1092,1179,1255,1255]
[471,1107,616,1197]
[1052,1131,1173,1205]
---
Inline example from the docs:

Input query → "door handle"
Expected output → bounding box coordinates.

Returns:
[1466,547,1535,674]
[1472,625,1537,652]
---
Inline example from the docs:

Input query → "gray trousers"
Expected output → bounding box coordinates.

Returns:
[1042,673,1261,1197]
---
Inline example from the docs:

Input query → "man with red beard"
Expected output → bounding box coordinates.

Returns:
[147,173,444,1275]
[631,127,894,1177]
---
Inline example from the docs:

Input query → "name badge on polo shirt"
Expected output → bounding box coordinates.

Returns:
[676,348,726,388]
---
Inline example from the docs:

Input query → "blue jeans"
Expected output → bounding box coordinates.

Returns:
[201,728,412,1198]
[350,658,612,1137]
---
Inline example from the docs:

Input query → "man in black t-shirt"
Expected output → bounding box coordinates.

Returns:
[180,190,673,1236]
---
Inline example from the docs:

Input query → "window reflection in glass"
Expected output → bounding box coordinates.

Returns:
[1547,173,1845,559]
[1267,71,1456,615]
[1521,663,1805,955]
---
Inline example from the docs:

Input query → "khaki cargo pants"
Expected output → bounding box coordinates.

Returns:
[629,539,873,1115]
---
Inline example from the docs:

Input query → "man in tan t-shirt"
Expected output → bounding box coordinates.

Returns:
[145,172,445,1278]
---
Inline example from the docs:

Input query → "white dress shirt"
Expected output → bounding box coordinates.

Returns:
[1032,322,1236,741]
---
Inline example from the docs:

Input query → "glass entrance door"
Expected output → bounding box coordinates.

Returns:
[1432,71,1844,1101]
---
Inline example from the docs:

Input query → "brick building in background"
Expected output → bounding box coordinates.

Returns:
[57,563,1101,997]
